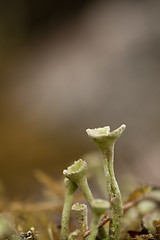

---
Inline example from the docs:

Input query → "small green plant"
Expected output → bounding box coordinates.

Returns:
[61,178,77,240]
[86,124,126,240]
[62,160,108,240]
[63,159,93,207]
[88,199,109,240]
[71,203,88,233]
[61,124,126,240]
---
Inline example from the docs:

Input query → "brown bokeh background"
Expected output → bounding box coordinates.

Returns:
[0,0,160,199]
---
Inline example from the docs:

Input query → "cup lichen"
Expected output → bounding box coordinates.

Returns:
[61,124,126,240]
[86,124,126,240]
[71,203,88,233]
[60,178,78,240]
[88,199,110,240]
[63,159,93,207]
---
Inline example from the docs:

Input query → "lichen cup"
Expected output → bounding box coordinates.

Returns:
[63,159,93,207]
[86,124,126,240]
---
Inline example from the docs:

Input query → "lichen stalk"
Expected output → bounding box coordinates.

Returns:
[63,160,107,238]
[103,146,123,240]
[89,213,101,240]
[78,176,93,207]
[86,124,126,240]
[72,203,88,233]
[88,199,109,240]
[61,178,77,240]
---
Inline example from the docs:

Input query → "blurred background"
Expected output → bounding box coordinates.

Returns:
[0,0,160,200]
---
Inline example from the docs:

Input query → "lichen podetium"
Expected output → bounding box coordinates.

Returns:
[64,159,108,239]
[63,159,93,207]
[86,124,126,240]
[72,203,88,233]
[61,178,77,240]
[88,199,109,240]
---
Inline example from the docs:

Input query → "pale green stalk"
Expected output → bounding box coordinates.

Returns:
[72,203,88,233]
[89,214,100,240]
[61,178,77,240]
[103,146,123,240]
[63,160,107,239]
[86,124,126,240]
[78,177,93,207]
[88,199,109,240]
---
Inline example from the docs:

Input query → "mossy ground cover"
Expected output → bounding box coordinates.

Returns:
[1,125,160,240]
[0,171,160,240]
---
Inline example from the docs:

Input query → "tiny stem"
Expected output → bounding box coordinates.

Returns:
[86,125,126,240]
[61,179,77,240]
[88,199,109,240]
[72,203,88,233]
[61,193,73,240]
[102,154,112,200]
[88,213,101,240]
[78,175,107,239]
[78,177,93,207]
[103,145,123,240]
